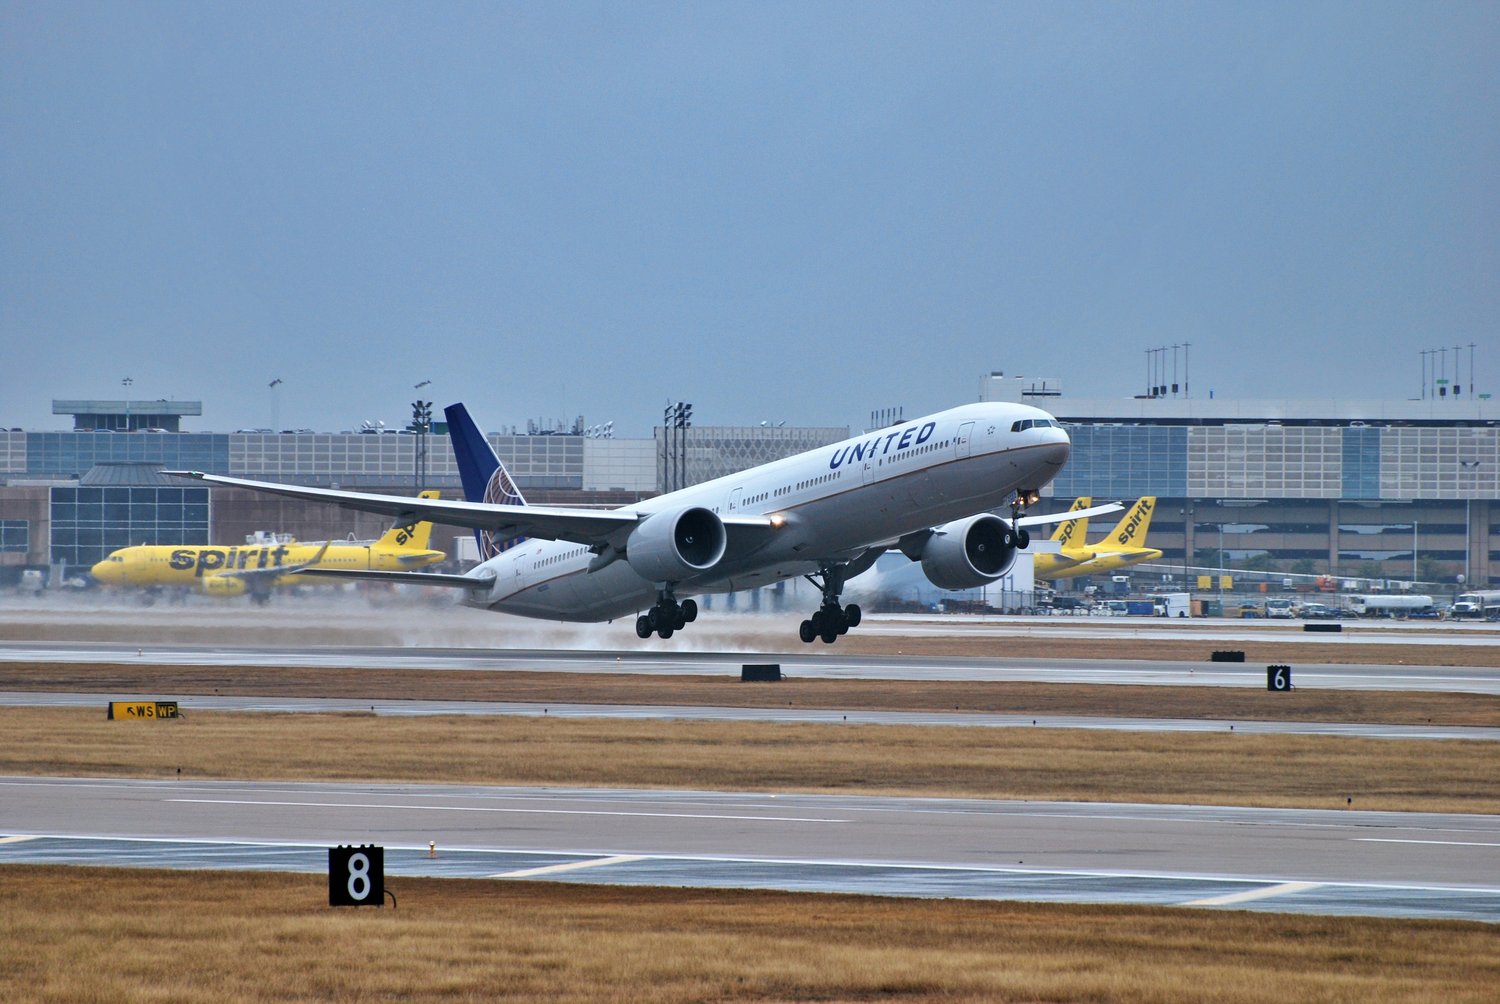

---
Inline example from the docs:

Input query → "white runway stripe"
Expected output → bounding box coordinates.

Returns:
[494,854,648,879]
[1185,881,1323,907]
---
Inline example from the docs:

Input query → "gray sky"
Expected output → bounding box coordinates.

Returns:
[4,2,1497,436]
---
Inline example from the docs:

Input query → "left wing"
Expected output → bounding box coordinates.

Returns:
[162,471,777,551]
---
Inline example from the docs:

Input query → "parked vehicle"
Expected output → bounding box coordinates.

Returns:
[1451,591,1500,621]
[1348,594,1435,619]
[1264,598,1295,619]
[1299,602,1337,619]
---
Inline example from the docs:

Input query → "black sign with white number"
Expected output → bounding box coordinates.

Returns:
[329,845,384,907]
[1267,665,1292,692]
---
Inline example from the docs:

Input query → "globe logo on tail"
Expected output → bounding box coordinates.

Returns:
[479,465,527,560]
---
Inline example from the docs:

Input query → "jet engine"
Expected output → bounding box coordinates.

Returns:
[200,575,248,597]
[625,506,727,582]
[919,513,1019,590]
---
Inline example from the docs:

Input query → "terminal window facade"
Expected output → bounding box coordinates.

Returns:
[0,432,24,474]
[27,433,229,481]
[1341,427,1381,499]
[1188,426,1343,499]
[1050,426,1187,499]
[0,520,27,553]
[49,486,210,569]
[1381,427,1500,501]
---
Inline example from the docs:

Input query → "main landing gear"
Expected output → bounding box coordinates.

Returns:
[799,563,861,645]
[635,588,698,640]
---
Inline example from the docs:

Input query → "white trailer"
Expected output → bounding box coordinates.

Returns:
[1348,594,1434,618]
[1451,591,1500,621]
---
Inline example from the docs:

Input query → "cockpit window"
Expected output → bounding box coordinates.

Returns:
[1011,418,1060,432]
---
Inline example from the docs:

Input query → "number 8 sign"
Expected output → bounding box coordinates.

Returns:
[329,845,385,907]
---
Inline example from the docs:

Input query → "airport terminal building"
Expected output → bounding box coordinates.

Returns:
[2,384,1497,590]
[981,374,1499,591]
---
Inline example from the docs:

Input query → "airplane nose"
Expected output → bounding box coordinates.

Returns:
[1039,433,1070,469]
[90,560,113,582]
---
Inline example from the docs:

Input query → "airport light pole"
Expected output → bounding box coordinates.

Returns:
[410,399,432,490]
[121,377,132,431]
[1217,523,1225,609]
[672,401,693,491]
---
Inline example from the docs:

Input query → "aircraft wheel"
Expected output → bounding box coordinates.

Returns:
[844,603,861,628]
[681,599,698,623]
[820,626,839,644]
[836,612,850,635]
[657,625,674,639]
[635,615,652,639]
[799,619,816,644]
[675,611,687,631]
[1017,527,1031,549]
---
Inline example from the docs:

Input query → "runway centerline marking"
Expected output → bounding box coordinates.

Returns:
[1184,881,1323,907]
[493,854,648,879]
[165,798,848,823]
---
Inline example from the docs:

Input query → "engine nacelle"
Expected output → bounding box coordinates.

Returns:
[200,574,248,597]
[919,513,1019,590]
[626,506,727,582]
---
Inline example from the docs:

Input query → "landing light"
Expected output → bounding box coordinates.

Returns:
[769,514,786,528]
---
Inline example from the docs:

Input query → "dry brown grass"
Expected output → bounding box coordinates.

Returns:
[2,866,1495,1003]
[5,662,1500,726]
[4,707,1498,813]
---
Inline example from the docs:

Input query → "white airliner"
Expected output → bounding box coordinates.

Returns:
[166,402,1117,644]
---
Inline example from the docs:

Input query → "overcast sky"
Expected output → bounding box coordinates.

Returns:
[3,2,1496,436]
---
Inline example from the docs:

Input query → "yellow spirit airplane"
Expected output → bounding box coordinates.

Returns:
[1032,496,1162,580]
[1030,495,1097,579]
[91,492,445,603]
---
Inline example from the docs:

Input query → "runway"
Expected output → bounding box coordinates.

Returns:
[5,639,1500,694]
[3,777,1497,922]
[4,690,1498,741]
[5,606,1497,922]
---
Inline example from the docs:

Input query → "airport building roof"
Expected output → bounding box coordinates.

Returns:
[979,374,1498,425]
[52,399,203,432]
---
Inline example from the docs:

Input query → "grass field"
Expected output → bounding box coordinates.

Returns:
[3,867,1496,1003]
[3,705,1497,812]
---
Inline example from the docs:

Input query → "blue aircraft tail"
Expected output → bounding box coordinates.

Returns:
[444,403,527,560]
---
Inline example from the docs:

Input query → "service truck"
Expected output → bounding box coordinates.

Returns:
[1347,594,1435,619]
[1150,592,1191,618]
[1451,591,1500,621]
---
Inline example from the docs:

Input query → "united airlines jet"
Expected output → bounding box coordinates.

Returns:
[166,402,1117,643]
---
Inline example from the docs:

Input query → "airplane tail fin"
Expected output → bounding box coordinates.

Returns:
[444,403,527,560]
[1051,496,1093,550]
[1107,496,1157,548]
[375,489,440,551]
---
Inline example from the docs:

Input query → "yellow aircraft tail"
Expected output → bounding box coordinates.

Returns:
[1106,496,1157,549]
[374,489,440,551]
[1050,496,1093,551]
